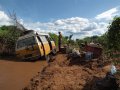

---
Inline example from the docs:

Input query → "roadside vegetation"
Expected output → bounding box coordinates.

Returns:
[0,17,120,58]
[0,25,23,56]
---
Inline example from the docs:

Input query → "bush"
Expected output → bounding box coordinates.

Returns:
[107,17,120,51]
[0,25,23,55]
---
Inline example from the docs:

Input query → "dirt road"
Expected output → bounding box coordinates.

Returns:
[0,58,47,90]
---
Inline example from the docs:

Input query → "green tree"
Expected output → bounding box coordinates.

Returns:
[107,17,120,51]
[76,39,84,46]
[49,33,68,47]
[0,25,23,55]
[49,33,58,46]
[83,37,92,43]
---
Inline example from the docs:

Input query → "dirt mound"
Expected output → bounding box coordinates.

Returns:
[40,65,91,90]
[24,54,111,90]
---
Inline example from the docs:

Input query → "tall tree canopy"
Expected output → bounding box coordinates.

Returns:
[107,17,120,51]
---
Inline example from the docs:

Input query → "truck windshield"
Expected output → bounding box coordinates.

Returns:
[17,36,36,49]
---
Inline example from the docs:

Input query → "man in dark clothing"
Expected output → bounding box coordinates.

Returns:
[58,32,62,51]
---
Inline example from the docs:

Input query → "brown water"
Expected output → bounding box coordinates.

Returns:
[0,59,47,90]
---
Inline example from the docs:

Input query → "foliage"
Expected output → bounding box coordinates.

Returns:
[107,17,120,51]
[49,32,109,50]
[49,33,69,47]
[49,33,59,46]
[83,37,92,43]
[0,25,23,55]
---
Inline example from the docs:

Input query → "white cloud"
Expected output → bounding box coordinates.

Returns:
[18,19,24,25]
[0,11,11,26]
[55,20,65,25]
[95,7,119,20]
[0,6,120,39]
[23,17,108,39]
[0,10,111,39]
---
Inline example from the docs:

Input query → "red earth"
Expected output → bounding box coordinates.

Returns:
[0,58,47,90]
[26,54,116,90]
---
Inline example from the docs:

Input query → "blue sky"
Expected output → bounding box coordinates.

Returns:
[0,0,120,39]
[0,0,120,22]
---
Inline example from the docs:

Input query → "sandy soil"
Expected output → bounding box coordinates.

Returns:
[0,58,47,90]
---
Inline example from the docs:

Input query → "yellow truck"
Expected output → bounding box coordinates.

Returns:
[15,30,56,61]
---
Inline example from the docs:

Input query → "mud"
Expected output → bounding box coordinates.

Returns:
[25,54,114,90]
[0,58,47,90]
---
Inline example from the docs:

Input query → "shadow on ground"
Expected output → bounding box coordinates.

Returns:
[82,75,118,90]
[0,56,46,62]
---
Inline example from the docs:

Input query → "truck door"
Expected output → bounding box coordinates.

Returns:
[36,36,44,56]
[45,35,52,50]
[45,35,56,54]
[40,35,51,56]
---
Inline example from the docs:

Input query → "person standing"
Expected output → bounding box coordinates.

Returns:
[58,32,62,52]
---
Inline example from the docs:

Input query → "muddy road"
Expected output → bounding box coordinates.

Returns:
[0,58,47,90]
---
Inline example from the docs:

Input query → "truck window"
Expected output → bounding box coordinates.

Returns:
[49,37,54,41]
[17,36,36,49]
[40,36,48,42]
